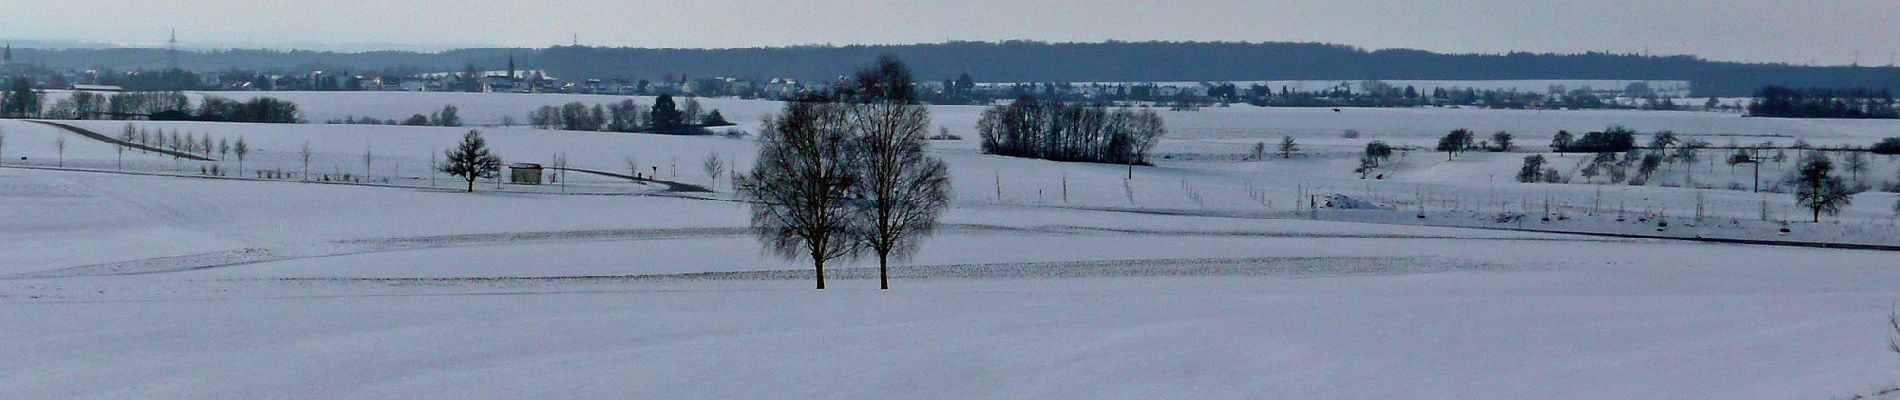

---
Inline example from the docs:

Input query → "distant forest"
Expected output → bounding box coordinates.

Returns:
[12,41,1900,97]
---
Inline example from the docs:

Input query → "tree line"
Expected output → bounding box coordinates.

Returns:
[1,87,302,123]
[19,41,1900,98]
[524,94,731,134]
[1747,86,1898,119]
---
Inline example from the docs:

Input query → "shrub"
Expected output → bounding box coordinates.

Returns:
[1872,137,1900,155]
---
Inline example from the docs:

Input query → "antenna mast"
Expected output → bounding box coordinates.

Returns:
[167,28,179,70]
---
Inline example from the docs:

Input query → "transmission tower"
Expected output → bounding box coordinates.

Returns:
[167,29,179,70]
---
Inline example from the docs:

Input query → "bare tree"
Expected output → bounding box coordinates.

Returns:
[1126,108,1165,179]
[233,137,249,176]
[701,152,725,190]
[218,138,229,161]
[1794,152,1853,222]
[299,141,313,181]
[168,130,183,172]
[852,102,951,290]
[552,152,568,192]
[439,130,502,192]
[1846,151,1870,182]
[736,100,861,290]
[55,134,66,167]
[364,145,374,181]
[1887,301,1900,356]
[115,135,125,170]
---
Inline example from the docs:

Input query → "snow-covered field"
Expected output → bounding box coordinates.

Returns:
[4,91,1900,399]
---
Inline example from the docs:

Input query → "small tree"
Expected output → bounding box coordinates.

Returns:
[701,152,725,190]
[1637,153,1663,183]
[1649,130,1678,154]
[1793,152,1853,222]
[1551,130,1574,152]
[1846,151,1870,182]
[1676,139,1708,185]
[1437,129,1472,160]
[233,137,249,176]
[219,138,230,160]
[299,141,313,181]
[1354,155,1378,179]
[1491,131,1513,152]
[439,130,502,192]
[436,104,462,127]
[1364,141,1394,166]
[55,134,66,167]
[1278,135,1297,158]
[363,145,375,181]
[1517,155,1547,183]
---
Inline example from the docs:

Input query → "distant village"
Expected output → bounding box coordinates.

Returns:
[3,42,1728,111]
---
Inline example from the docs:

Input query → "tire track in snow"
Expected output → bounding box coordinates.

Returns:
[10,222,1583,280]
[272,255,1506,286]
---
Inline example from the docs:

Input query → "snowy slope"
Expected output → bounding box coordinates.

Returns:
[5,92,1900,399]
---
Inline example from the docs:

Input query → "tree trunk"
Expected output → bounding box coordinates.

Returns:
[879,251,890,290]
[814,257,826,290]
[1813,207,1821,223]
[466,177,475,192]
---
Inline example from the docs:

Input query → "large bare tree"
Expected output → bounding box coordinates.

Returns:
[852,102,951,290]
[737,100,862,290]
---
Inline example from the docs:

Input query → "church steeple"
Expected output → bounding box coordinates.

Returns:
[3,43,12,65]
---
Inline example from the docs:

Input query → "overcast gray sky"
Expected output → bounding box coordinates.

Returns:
[1,0,1896,65]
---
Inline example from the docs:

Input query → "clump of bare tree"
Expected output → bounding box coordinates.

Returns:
[737,56,952,290]
[701,153,725,190]
[975,97,1165,165]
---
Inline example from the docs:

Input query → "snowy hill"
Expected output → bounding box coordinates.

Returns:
[4,92,1900,399]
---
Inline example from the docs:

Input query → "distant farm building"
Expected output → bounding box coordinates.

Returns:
[509,163,544,185]
[69,84,125,92]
